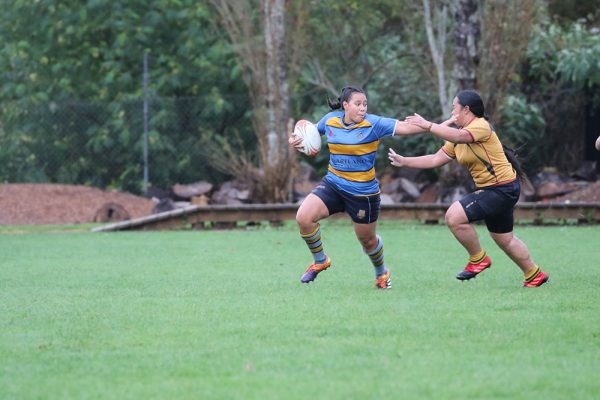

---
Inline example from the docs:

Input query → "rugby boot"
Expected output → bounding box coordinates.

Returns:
[523,269,549,287]
[456,255,491,281]
[300,256,331,283]
[374,270,391,289]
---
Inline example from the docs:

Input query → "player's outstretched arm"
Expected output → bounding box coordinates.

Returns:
[394,120,427,136]
[388,148,452,169]
[405,113,472,143]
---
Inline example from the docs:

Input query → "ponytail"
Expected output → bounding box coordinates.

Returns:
[502,144,529,182]
[327,86,365,111]
[327,97,342,110]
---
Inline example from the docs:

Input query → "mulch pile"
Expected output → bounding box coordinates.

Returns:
[552,181,600,203]
[0,184,154,225]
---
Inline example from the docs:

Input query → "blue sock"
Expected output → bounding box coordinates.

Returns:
[301,224,327,263]
[367,235,386,277]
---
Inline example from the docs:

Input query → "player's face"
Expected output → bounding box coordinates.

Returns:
[451,97,469,127]
[343,93,367,124]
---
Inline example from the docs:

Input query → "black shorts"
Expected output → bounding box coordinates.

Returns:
[459,180,520,233]
[312,179,381,224]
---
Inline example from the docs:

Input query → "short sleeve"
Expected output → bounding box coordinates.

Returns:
[441,141,456,158]
[371,116,398,139]
[316,116,327,135]
[464,119,492,142]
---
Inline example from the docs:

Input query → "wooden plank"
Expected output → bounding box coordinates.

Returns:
[91,202,600,232]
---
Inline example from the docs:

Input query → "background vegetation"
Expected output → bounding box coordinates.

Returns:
[0,0,598,198]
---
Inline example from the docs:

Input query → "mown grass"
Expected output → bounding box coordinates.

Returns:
[1,221,599,399]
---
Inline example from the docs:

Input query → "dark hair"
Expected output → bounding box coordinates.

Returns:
[327,86,365,110]
[456,90,489,120]
[457,90,528,180]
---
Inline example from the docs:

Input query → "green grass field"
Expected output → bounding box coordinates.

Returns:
[1,221,599,399]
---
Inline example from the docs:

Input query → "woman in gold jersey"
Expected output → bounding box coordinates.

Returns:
[388,90,549,287]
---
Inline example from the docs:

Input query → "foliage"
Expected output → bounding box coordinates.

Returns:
[527,18,600,90]
[497,94,546,173]
[0,0,252,192]
[291,0,439,120]
[547,0,600,24]
[0,0,597,192]
[477,0,541,122]
[555,24,600,90]
[523,17,599,170]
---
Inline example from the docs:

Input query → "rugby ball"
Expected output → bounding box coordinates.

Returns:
[293,120,322,156]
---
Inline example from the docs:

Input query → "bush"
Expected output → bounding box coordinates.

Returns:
[497,94,546,173]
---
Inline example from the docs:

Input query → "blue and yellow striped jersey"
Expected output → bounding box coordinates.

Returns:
[316,111,398,196]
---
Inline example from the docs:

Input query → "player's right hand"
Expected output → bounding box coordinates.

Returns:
[388,148,405,167]
[288,132,304,150]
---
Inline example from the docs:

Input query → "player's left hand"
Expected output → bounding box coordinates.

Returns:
[405,113,430,130]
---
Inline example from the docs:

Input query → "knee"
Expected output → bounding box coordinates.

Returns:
[492,233,514,249]
[295,209,309,228]
[445,202,467,229]
[296,208,317,230]
[358,234,378,251]
[445,210,461,229]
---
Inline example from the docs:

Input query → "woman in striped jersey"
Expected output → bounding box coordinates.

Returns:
[389,90,549,287]
[289,86,424,289]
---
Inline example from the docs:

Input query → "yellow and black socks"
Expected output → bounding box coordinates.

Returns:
[469,249,487,264]
[301,224,327,264]
[524,265,541,282]
[367,235,386,277]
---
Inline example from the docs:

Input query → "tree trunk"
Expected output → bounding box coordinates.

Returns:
[422,0,453,117]
[452,0,480,91]
[260,0,293,202]
[477,0,538,121]
[208,0,296,203]
[436,0,481,192]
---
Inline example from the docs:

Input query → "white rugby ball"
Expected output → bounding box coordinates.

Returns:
[293,120,321,156]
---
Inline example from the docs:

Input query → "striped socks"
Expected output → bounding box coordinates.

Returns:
[524,265,541,281]
[469,249,487,264]
[367,235,386,277]
[301,224,327,264]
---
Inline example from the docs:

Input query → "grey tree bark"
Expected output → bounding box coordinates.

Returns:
[452,0,480,91]
[209,0,295,203]
[422,0,454,117]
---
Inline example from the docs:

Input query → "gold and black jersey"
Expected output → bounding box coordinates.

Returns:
[441,117,516,188]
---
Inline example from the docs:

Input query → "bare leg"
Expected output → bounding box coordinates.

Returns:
[296,193,329,234]
[353,221,378,253]
[445,201,481,255]
[489,231,536,275]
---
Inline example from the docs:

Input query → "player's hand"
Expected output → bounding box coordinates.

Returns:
[404,113,430,130]
[388,148,406,167]
[288,132,304,150]
[441,115,457,126]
